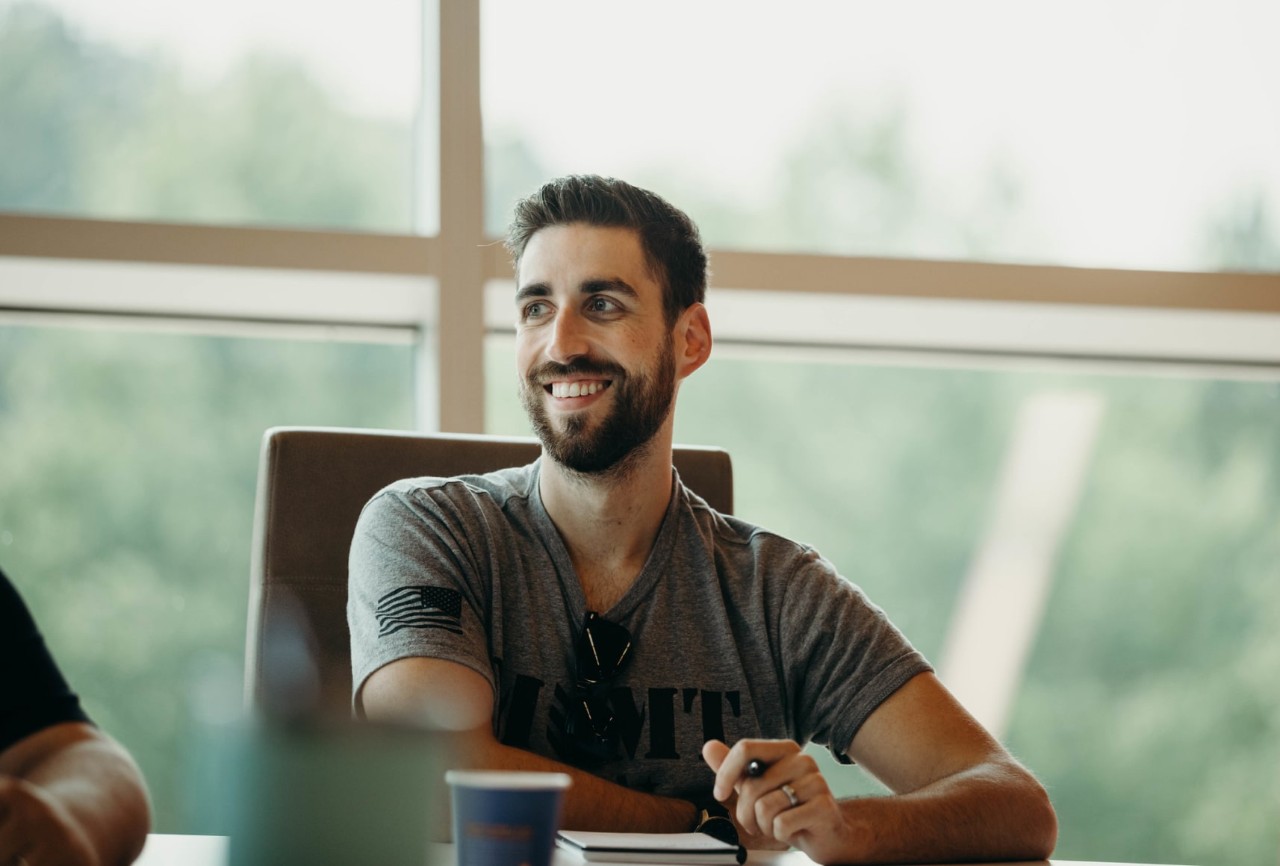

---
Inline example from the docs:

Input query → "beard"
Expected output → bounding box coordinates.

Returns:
[520,333,676,476]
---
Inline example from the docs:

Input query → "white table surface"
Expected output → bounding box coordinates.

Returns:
[133,833,1184,866]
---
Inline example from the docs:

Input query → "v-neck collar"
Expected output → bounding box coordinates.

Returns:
[527,458,683,624]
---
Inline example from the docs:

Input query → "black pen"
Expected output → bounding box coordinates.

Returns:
[746,758,768,778]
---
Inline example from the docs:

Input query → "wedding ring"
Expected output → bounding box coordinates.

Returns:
[781,783,800,808]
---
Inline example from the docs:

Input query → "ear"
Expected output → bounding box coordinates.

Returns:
[673,302,712,380]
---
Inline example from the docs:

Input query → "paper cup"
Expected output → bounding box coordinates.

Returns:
[446,771,571,866]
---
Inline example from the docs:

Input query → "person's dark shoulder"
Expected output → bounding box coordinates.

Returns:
[1,567,35,631]
[0,567,92,752]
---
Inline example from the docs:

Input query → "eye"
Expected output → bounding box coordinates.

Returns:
[587,295,619,314]
[521,300,550,322]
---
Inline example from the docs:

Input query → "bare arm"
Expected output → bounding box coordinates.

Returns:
[0,722,151,866]
[361,657,699,833]
[705,672,1057,864]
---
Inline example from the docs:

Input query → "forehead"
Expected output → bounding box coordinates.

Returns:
[517,224,659,294]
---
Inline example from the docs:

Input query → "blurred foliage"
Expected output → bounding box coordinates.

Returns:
[510,94,1039,263]
[0,1,412,230]
[1006,378,1280,864]
[1202,191,1280,272]
[485,127,553,240]
[0,327,412,828]
[4,1,1280,863]
[0,325,415,829]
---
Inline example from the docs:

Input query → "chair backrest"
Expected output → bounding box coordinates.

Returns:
[244,426,733,715]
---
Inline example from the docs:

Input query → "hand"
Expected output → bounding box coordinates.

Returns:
[702,739,853,863]
[0,776,99,866]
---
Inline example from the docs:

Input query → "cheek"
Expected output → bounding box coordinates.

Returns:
[618,325,659,356]
[515,335,538,372]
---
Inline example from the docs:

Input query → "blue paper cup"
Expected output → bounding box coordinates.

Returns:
[446,771,571,866]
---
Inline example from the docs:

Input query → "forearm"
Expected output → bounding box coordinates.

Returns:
[832,760,1057,865]
[459,731,697,833]
[24,737,152,866]
[361,659,697,833]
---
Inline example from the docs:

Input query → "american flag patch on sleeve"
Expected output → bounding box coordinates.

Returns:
[375,585,464,637]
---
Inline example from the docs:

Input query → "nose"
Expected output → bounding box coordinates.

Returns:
[546,309,589,364]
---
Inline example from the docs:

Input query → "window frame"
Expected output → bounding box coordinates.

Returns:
[2,0,1280,435]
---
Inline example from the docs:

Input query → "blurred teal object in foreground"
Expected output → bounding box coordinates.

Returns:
[187,719,449,866]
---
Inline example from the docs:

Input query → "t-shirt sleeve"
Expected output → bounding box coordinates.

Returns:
[777,551,932,761]
[347,482,498,714]
[0,569,92,752]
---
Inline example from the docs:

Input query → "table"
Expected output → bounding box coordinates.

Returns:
[134,835,227,865]
[132,834,1181,866]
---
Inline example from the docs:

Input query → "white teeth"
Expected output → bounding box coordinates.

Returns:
[551,381,604,398]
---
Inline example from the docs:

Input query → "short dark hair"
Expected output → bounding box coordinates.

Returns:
[505,175,708,325]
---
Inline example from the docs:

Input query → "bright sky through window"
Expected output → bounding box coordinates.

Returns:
[25,0,1280,271]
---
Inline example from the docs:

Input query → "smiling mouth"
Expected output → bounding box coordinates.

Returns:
[546,380,611,399]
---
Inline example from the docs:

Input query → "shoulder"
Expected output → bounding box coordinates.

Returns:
[0,571,93,753]
[0,568,29,625]
[349,464,541,563]
[677,484,827,580]
[360,462,538,523]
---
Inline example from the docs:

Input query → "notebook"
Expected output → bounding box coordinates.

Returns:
[556,830,743,864]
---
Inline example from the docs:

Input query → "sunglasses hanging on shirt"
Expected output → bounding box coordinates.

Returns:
[562,611,633,762]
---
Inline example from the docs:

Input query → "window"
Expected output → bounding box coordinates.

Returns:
[0,0,426,232]
[483,0,1280,272]
[0,316,415,830]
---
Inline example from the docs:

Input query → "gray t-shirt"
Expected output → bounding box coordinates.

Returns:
[348,460,930,801]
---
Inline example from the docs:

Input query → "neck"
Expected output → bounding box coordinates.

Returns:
[539,426,676,612]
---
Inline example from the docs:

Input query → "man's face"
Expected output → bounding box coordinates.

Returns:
[514,224,677,475]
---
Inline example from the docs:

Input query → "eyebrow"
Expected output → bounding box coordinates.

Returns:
[515,278,640,304]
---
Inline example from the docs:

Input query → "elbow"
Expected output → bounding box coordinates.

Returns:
[114,804,152,866]
[124,779,154,865]
[991,759,1058,861]
[1022,776,1059,861]
[107,740,154,866]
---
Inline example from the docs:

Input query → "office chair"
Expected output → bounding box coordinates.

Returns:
[244,426,733,716]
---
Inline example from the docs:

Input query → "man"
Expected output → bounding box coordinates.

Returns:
[1,567,151,866]
[349,175,1057,863]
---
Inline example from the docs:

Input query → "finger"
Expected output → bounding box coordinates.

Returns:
[775,801,829,850]
[725,738,770,770]
[712,740,759,801]
[735,788,763,837]
[701,739,730,773]
[735,748,814,809]
[715,739,800,800]
[770,779,839,847]
[752,784,796,838]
